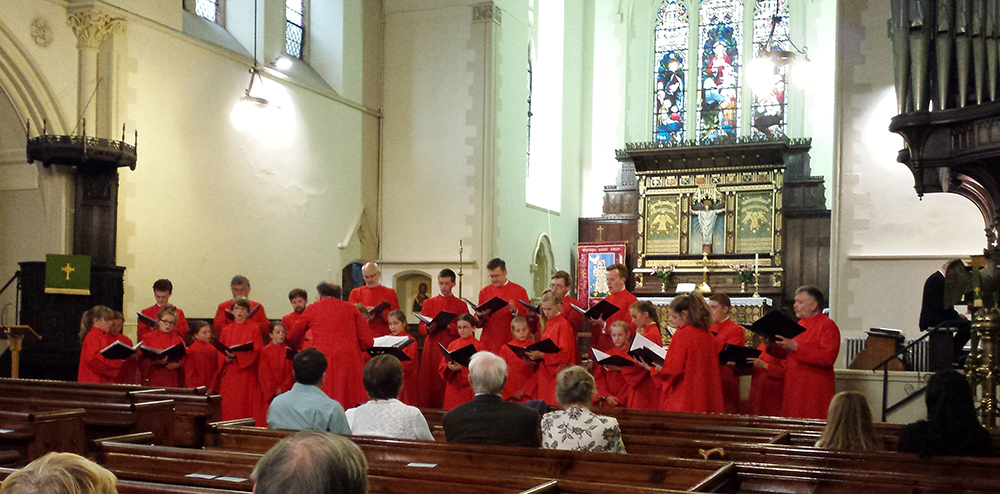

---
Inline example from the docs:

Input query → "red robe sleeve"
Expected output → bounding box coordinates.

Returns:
[213,302,230,334]
[175,309,190,341]
[399,336,420,406]
[283,312,305,350]
[792,319,840,367]
[258,344,283,401]
[354,309,375,351]
[82,331,124,382]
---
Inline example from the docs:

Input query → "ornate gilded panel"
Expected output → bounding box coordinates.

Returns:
[735,191,774,252]
[644,195,681,254]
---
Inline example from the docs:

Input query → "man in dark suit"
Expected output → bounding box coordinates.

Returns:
[442,351,541,447]
[919,259,970,365]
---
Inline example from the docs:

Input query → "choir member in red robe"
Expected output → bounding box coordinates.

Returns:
[418,269,467,408]
[185,322,220,391]
[292,282,375,410]
[282,288,309,351]
[217,298,265,424]
[78,306,123,383]
[439,314,483,409]
[707,293,746,414]
[527,293,577,404]
[624,303,663,409]
[138,279,189,342]
[588,263,637,353]
[550,270,585,364]
[386,310,420,406]
[500,317,536,402]
[747,341,785,416]
[259,323,295,407]
[348,262,400,338]
[138,306,186,388]
[639,292,724,413]
[109,312,139,384]
[768,287,840,419]
[476,258,530,354]
[213,275,270,344]
[593,322,635,408]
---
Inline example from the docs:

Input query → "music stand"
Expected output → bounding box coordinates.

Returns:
[1,325,41,379]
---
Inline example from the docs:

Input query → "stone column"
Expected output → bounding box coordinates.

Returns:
[66,8,124,135]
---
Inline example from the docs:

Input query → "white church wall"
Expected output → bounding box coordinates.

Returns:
[832,0,984,351]
[379,1,487,296]
[0,0,376,324]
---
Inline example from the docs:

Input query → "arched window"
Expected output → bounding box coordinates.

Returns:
[751,0,789,138]
[652,0,792,143]
[285,0,306,59]
[186,0,223,24]
[653,0,689,144]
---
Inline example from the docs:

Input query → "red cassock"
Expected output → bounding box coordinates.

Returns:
[500,338,536,402]
[562,296,585,364]
[653,325,724,413]
[258,342,295,406]
[184,339,220,391]
[710,318,746,414]
[590,290,638,353]
[112,333,139,385]
[282,311,306,350]
[534,315,576,404]
[348,285,400,337]
[138,330,186,388]
[214,299,270,344]
[293,297,375,410]
[748,342,785,417]
[769,313,840,419]
[217,321,264,425]
[478,282,529,354]
[417,294,466,408]
[438,336,482,410]
[593,347,630,408]
[137,304,189,342]
[620,324,662,410]
[398,334,420,406]
[78,328,124,384]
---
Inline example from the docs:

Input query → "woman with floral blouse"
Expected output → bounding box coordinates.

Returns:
[540,366,626,453]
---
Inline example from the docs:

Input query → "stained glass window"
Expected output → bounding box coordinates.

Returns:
[696,0,743,143]
[653,1,689,144]
[286,0,305,59]
[192,0,220,24]
[751,0,789,138]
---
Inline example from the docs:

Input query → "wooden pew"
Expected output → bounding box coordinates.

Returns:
[0,450,19,466]
[90,441,697,494]
[1,467,246,494]
[207,425,739,493]
[0,407,86,463]
[0,378,220,447]
[0,396,173,446]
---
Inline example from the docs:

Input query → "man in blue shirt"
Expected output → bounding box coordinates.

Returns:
[267,348,351,433]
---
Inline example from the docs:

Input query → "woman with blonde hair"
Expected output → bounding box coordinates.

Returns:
[637,291,723,413]
[0,452,117,494]
[814,391,882,452]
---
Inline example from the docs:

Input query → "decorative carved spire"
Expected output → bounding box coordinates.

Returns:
[66,9,125,50]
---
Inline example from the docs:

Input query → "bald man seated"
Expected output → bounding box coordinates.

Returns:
[442,351,541,447]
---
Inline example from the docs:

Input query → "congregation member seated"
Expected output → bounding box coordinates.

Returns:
[814,391,882,452]
[346,354,434,440]
[442,351,541,447]
[267,348,350,434]
[0,452,118,494]
[541,366,626,453]
[898,369,993,457]
[251,431,368,494]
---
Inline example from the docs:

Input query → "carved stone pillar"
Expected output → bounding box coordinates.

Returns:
[67,9,124,134]
[65,8,126,266]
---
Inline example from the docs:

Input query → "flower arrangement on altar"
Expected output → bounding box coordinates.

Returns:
[652,264,677,290]
[731,264,755,284]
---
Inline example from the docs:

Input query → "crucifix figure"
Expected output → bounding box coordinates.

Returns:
[62,263,75,281]
[691,197,726,254]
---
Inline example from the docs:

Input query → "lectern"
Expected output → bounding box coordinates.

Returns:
[0,325,40,378]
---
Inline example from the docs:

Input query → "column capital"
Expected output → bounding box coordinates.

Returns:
[66,8,125,50]
[472,2,501,25]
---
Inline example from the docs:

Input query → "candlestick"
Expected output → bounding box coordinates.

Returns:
[753,271,760,298]
[754,253,759,274]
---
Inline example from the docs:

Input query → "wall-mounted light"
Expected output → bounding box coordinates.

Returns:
[274,56,293,71]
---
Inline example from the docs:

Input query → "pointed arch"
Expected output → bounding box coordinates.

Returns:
[0,21,69,134]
